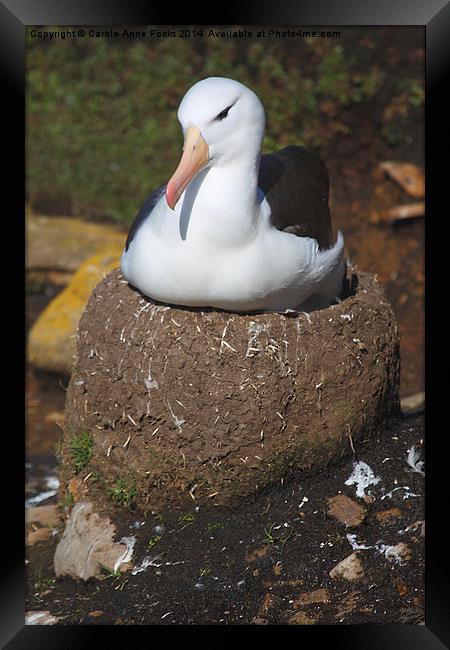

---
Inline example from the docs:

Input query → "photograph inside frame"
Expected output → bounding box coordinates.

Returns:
[25,24,425,626]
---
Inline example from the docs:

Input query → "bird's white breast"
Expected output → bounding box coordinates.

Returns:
[121,187,343,312]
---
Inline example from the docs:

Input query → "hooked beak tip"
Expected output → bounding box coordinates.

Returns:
[165,182,177,210]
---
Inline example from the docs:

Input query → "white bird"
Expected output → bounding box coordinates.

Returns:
[121,77,345,312]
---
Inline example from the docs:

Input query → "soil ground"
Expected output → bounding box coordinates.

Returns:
[26,413,424,625]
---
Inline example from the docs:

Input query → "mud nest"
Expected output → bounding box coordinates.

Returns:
[61,267,400,514]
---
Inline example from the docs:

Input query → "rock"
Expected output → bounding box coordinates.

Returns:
[327,495,366,527]
[47,270,75,286]
[257,593,278,617]
[384,542,412,563]
[329,552,364,581]
[273,563,283,576]
[245,546,272,562]
[28,247,122,374]
[375,507,402,525]
[26,503,60,546]
[293,588,330,607]
[26,527,52,546]
[26,214,125,272]
[26,504,60,528]
[378,161,425,199]
[44,411,65,424]
[334,591,360,620]
[384,202,424,223]
[60,267,400,513]
[25,611,61,625]
[400,392,425,415]
[54,501,131,580]
[395,580,408,597]
[288,610,319,625]
[67,476,87,503]
[407,520,425,538]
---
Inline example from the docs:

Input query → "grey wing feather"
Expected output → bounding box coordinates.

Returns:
[258,146,333,250]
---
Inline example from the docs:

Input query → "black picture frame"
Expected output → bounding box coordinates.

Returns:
[5,0,448,647]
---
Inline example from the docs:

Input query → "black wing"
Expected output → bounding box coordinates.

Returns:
[124,185,166,251]
[258,146,333,250]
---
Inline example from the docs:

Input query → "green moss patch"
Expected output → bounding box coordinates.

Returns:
[69,431,93,474]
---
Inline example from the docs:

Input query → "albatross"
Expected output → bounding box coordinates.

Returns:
[121,77,345,312]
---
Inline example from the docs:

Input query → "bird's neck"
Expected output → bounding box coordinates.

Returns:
[197,153,261,229]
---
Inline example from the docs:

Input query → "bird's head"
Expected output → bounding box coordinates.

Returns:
[166,77,266,209]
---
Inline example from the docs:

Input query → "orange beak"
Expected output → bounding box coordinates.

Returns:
[166,126,209,210]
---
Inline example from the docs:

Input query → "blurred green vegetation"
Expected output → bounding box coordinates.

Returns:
[26,28,423,224]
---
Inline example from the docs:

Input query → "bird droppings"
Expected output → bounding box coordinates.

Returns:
[113,536,136,573]
[144,370,158,391]
[380,486,420,501]
[346,533,373,551]
[131,555,161,575]
[406,445,425,475]
[344,460,381,499]
[25,475,60,508]
[380,542,412,564]
[346,534,412,565]
[246,322,267,357]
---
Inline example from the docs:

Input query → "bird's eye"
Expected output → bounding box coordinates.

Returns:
[215,105,233,121]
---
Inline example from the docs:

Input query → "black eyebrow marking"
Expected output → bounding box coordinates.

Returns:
[214,100,237,121]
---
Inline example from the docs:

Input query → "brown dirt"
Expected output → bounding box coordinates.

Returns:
[61,266,400,514]
[25,413,424,625]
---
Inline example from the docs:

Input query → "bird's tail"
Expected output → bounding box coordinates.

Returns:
[314,230,346,300]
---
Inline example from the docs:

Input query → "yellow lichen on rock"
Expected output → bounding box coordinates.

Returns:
[26,214,126,271]
[28,246,123,374]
